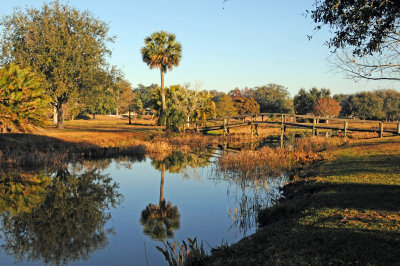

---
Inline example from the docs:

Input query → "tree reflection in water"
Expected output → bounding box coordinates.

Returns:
[0,167,121,265]
[140,150,215,240]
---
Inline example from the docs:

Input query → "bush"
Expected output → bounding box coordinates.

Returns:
[0,64,50,132]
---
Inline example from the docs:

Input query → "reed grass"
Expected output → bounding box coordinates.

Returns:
[218,136,347,179]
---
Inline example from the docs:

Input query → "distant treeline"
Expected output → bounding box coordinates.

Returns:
[134,83,400,122]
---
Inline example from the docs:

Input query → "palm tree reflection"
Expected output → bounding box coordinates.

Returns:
[140,150,214,240]
[140,162,180,241]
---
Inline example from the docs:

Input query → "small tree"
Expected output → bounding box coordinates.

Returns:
[233,97,260,115]
[111,79,135,115]
[313,98,341,117]
[253,84,293,113]
[294,88,331,115]
[215,95,238,118]
[0,63,50,132]
[131,98,144,115]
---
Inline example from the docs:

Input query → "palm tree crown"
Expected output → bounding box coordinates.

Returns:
[141,31,182,73]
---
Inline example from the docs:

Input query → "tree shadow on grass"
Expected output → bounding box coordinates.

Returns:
[208,221,400,265]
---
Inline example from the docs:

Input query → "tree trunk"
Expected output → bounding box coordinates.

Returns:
[160,70,166,110]
[53,106,58,125]
[116,108,119,116]
[160,163,165,204]
[56,102,64,129]
[93,113,96,119]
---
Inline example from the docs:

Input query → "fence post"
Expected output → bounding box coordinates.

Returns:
[397,122,400,136]
[312,118,316,136]
[344,121,348,137]
[223,118,226,137]
[250,116,254,138]
[379,122,384,138]
[255,124,259,137]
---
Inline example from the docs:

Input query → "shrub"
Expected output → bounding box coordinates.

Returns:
[0,64,50,132]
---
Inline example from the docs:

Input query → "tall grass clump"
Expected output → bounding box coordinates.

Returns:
[218,136,349,179]
[156,237,207,266]
[218,147,321,178]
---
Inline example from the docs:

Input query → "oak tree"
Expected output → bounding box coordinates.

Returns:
[0,1,114,128]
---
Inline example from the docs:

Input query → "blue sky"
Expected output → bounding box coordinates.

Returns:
[0,0,398,96]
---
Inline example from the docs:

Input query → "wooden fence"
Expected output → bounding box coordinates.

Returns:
[188,113,400,138]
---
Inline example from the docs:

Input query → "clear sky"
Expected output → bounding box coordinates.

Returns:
[0,0,398,96]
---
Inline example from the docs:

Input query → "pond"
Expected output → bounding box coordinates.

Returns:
[0,150,287,265]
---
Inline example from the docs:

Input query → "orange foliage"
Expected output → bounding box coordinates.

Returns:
[313,98,341,117]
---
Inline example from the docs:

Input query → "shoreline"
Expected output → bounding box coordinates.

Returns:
[204,136,400,265]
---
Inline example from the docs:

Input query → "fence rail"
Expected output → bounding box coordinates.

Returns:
[188,113,400,138]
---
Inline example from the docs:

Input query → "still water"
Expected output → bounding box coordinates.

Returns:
[0,150,286,265]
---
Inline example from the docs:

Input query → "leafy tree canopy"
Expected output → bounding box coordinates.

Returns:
[214,94,238,118]
[252,84,293,114]
[310,1,400,81]
[233,97,260,115]
[339,89,400,120]
[313,97,341,117]
[310,0,400,56]
[0,0,114,128]
[134,83,158,108]
[294,87,331,115]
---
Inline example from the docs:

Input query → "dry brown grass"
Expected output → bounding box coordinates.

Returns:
[218,146,322,177]
[218,136,349,178]
[294,136,350,153]
[0,133,146,168]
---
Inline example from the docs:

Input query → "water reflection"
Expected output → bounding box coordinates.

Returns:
[0,145,288,265]
[214,161,287,236]
[139,150,215,241]
[0,168,121,265]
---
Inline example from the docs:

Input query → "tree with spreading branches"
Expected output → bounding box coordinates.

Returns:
[310,0,400,81]
[0,1,114,129]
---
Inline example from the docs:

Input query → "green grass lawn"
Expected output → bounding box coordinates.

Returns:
[206,137,400,265]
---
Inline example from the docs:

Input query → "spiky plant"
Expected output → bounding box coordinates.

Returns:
[141,31,182,112]
[0,63,50,132]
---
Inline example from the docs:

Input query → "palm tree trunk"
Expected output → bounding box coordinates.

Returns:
[160,70,166,110]
[160,163,165,204]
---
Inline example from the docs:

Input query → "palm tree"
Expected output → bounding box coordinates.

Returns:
[141,31,182,112]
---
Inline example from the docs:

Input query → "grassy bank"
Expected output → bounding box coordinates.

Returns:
[205,136,400,265]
